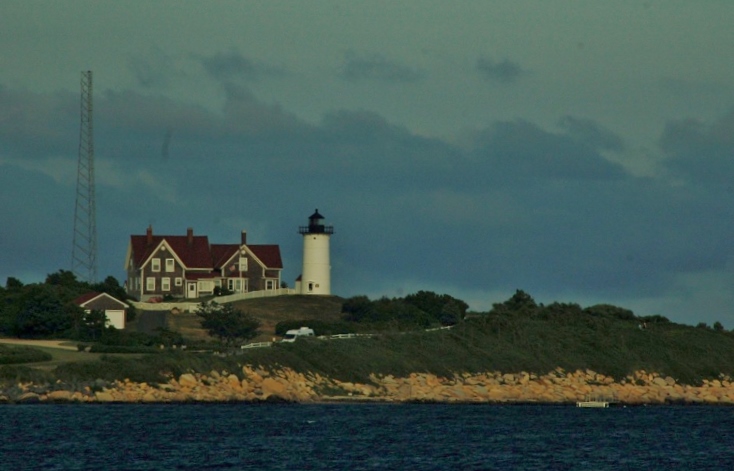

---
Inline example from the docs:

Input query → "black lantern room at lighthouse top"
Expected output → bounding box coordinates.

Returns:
[299,209,334,235]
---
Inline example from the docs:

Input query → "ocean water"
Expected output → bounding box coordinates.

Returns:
[0,403,732,470]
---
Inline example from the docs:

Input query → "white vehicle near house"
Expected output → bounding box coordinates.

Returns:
[281,327,315,343]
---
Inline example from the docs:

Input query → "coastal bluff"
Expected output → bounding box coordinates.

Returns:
[5,367,734,405]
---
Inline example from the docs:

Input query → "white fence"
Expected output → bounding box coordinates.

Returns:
[129,301,201,312]
[214,288,296,304]
[241,341,273,349]
[131,288,297,311]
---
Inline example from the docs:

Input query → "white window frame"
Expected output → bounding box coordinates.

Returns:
[162,277,171,291]
[238,256,248,272]
[228,279,239,292]
[151,258,161,272]
[165,258,175,272]
[146,277,156,291]
[175,277,183,287]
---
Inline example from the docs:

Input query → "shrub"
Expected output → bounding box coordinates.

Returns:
[0,345,52,364]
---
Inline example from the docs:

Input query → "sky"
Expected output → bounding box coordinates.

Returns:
[2,1,734,326]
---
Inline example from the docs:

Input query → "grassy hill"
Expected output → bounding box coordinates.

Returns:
[5,292,734,388]
[120,294,734,386]
[227,313,734,385]
[165,295,345,341]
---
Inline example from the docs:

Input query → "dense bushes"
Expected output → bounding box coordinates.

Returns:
[0,270,136,339]
[0,345,52,365]
[5,284,734,387]
[196,301,260,346]
[340,291,468,329]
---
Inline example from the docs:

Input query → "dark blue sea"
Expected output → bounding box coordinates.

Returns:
[1,403,732,470]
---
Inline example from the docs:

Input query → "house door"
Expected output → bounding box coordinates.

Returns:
[187,282,197,299]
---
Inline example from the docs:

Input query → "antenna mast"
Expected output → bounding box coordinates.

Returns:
[72,70,97,283]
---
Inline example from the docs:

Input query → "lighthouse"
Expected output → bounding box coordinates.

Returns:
[298,209,334,295]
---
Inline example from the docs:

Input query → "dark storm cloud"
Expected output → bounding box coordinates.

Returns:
[470,119,628,182]
[476,56,526,84]
[557,116,625,153]
[340,51,425,83]
[125,47,188,89]
[661,109,734,185]
[220,84,306,136]
[0,164,73,278]
[95,85,308,161]
[0,87,77,158]
[4,83,734,323]
[199,51,286,82]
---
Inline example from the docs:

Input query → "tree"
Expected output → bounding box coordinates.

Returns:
[584,304,636,321]
[80,309,108,341]
[14,285,74,338]
[491,290,538,316]
[45,269,81,288]
[196,301,260,346]
[404,291,469,323]
[439,300,463,326]
[5,277,23,290]
[91,276,127,301]
[341,295,374,322]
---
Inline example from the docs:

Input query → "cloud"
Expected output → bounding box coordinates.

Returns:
[660,109,734,185]
[127,48,184,89]
[340,51,425,83]
[469,119,628,182]
[0,163,73,281]
[199,51,286,82]
[3,83,734,326]
[476,56,526,84]
[0,87,77,159]
[557,116,625,153]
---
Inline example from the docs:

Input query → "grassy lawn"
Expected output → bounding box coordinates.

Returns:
[5,345,146,370]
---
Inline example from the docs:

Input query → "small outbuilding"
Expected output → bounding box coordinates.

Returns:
[74,292,129,330]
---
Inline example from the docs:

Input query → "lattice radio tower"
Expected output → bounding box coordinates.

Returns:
[71,70,97,283]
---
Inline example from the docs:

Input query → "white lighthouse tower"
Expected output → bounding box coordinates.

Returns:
[298,209,333,295]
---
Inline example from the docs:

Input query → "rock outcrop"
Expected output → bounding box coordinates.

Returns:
[5,367,734,404]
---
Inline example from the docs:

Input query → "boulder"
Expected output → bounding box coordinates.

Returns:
[94,391,115,402]
[261,377,288,399]
[18,392,40,403]
[47,390,73,401]
[179,373,198,388]
[652,377,668,387]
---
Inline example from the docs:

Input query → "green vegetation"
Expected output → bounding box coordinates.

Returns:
[4,271,734,388]
[196,301,260,346]
[0,270,136,340]
[0,344,52,365]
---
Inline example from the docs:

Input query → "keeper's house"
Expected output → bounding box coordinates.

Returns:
[124,226,282,301]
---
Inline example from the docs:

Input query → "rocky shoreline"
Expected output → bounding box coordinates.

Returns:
[4,367,734,405]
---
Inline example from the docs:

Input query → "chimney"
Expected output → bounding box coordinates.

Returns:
[146,225,153,245]
[241,230,247,245]
[187,227,193,245]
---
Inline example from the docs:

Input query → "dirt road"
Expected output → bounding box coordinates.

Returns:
[0,338,78,351]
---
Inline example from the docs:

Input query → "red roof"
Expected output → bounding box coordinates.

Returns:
[210,244,239,267]
[249,245,283,269]
[74,292,129,308]
[130,229,282,271]
[74,292,101,305]
[209,243,282,269]
[130,234,212,269]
